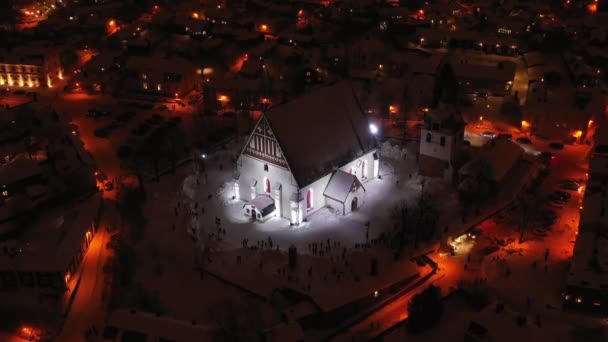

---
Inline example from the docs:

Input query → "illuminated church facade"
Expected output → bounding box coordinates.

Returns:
[235,83,379,225]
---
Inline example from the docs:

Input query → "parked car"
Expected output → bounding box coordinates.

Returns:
[549,142,564,150]
[516,137,532,144]
[548,200,565,208]
[117,111,136,123]
[481,131,496,138]
[88,107,110,118]
[132,123,151,136]
[497,133,513,140]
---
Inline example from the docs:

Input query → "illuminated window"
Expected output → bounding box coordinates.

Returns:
[157,84,161,91]
[306,189,313,210]
[143,82,148,90]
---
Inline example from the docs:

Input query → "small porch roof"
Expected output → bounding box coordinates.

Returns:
[323,170,365,204]
[251,195,275,211]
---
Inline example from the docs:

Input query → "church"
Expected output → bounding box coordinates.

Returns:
[234,82,379,225]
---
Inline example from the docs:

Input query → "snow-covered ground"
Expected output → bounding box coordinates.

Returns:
[180,138,430,253]
[131,138,459,324]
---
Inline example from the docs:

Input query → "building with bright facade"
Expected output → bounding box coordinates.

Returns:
[235,82,379,225]
[0,44,62,88]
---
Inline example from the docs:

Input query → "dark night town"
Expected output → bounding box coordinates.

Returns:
[0,0,607,341]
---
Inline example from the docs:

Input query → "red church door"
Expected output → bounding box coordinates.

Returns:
[306,189,313,209]
[361,161,367,179]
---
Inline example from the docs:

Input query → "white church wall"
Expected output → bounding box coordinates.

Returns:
[339,150,378,182]
[302,173,332,220]
[344,186,365,215]
[325,197,344,215]
[237,155,297,220]
[420,128,454,161]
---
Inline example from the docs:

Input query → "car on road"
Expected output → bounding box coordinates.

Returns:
[468,227,483,239]
[516,137,532,144]
[94,170,108,182]
[553,191,571,201]
[539,151,555,161]
[497,133,513,140]
[559,180,580,191]
[103,181,114,191]
[482,246,500,255]
[419,255,438,268]
[549,142,564,150]
[481,131,496,138]
[561,179,582,185]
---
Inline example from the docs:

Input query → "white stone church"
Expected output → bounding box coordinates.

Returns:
[234,82,379,225]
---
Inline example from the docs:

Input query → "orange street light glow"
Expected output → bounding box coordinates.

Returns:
[521,120,530,128]
[192,12,199,19]
[574,130,583,138]
[260,24,268,31]
[218,95,229,102]
[588,3,598,13]
[108,19,115,26]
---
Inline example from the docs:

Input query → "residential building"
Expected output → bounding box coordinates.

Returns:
[0,44,62,88]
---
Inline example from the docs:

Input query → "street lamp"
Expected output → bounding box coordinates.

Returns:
[369,123,378,135]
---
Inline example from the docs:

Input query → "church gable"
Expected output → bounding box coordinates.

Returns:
[242,116,289,169]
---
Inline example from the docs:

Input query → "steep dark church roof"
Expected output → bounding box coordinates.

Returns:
[265,82,377,186]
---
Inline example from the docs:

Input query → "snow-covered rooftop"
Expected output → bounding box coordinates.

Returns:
[459,138,523,182]
[324,170,363,203]
[264,82,377,186]
[252,194,275,211]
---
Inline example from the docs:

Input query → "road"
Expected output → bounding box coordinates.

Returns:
[55,206,116,342]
